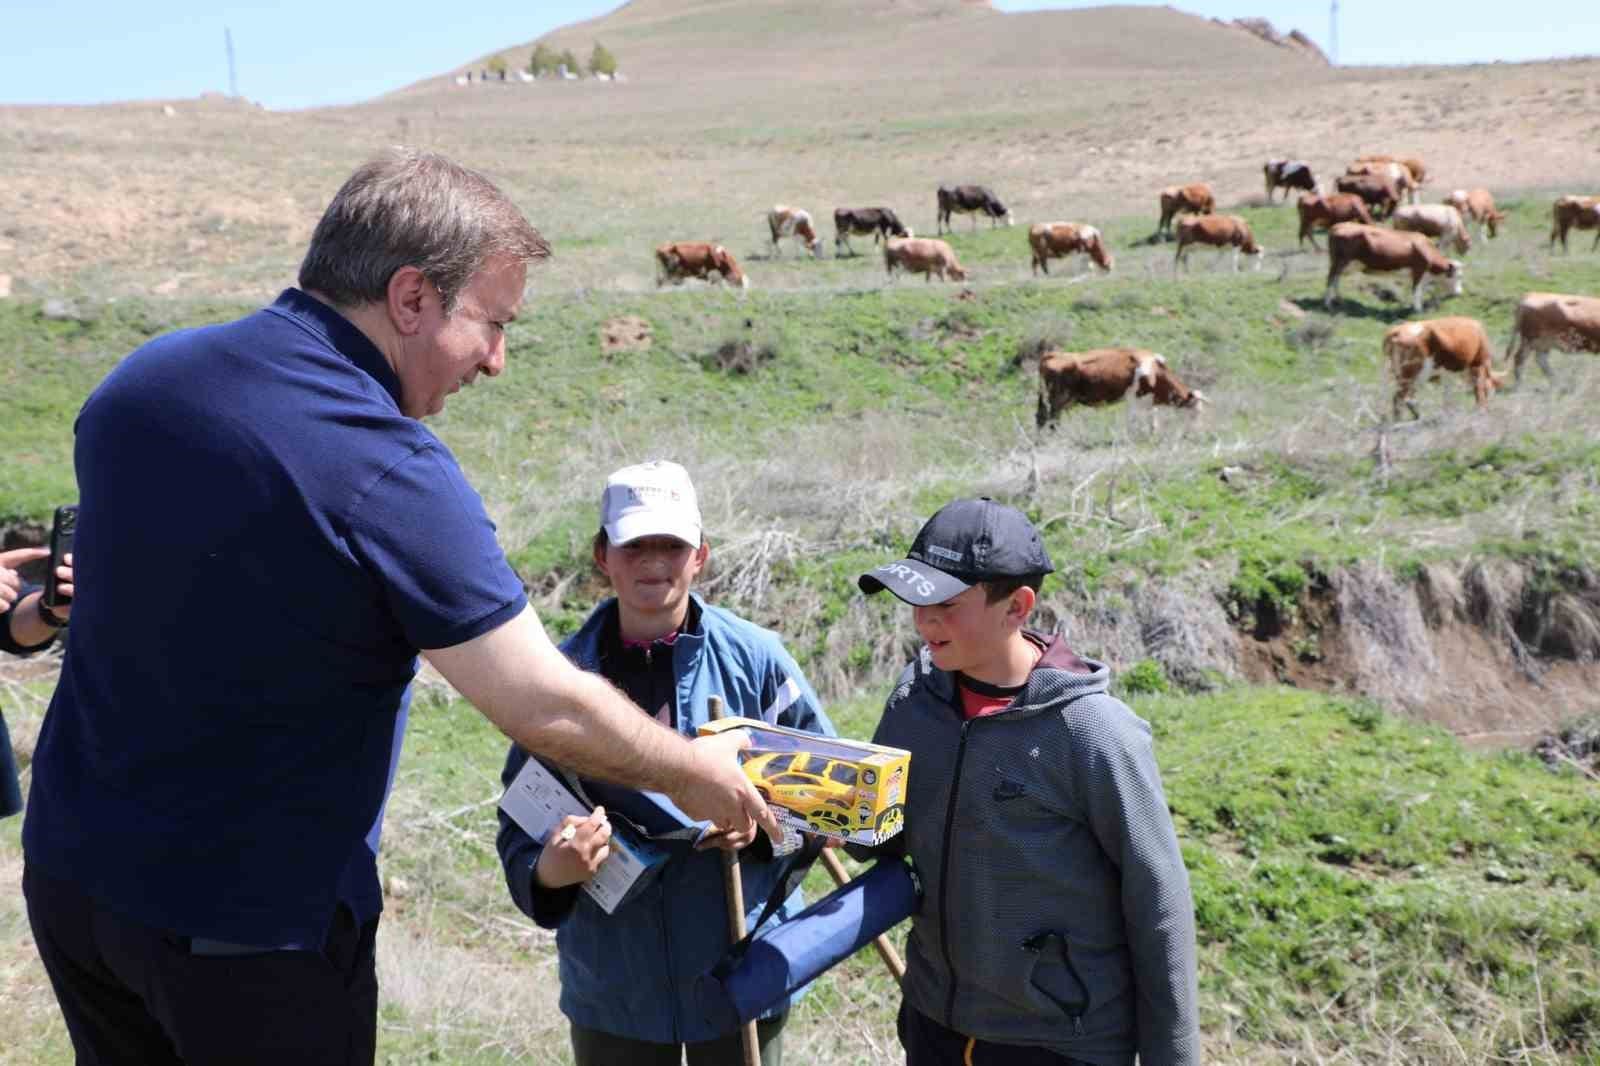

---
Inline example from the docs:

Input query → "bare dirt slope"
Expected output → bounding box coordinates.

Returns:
[2,1,1598,299]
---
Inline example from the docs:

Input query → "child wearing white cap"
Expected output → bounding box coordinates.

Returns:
[496,460,834,1066]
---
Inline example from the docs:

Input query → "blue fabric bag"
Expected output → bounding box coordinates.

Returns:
[697,857,921,1029]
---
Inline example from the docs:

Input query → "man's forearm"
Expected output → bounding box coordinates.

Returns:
[425,605,694,794]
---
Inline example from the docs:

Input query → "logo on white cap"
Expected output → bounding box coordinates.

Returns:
[600,460,703,546]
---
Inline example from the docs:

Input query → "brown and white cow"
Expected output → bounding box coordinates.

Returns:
[1156,183,1215,238]
[1548,195,1600,252]
[1444,188,1506,240]
[1264,159,1316,202]
[654,242,749,289]
[884,236,968,282]
[767,205,822,258]
[1035,348,1205,427]
[1324,223,1463,312]
[1334,173,1400,220]
[833,206,910,255]
[1296,192,1374,250]
[1391,203,1472,255]
[936,185,1012,233]
[1382,317,1504,420]
[1356,154,1427,191]
[1504,291,1600,385]
[1348,160,1419,204]
[1028,222,1113,275]
[1174,214,1264,272]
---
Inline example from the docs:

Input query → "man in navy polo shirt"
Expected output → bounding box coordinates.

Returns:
[22,149,775,1066]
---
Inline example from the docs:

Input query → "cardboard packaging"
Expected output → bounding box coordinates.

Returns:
[697,717,910,845]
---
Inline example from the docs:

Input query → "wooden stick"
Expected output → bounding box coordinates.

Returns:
[818,848,907,983]
[708,695,762,1066]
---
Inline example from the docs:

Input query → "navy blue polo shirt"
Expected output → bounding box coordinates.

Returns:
[23,289,527,947]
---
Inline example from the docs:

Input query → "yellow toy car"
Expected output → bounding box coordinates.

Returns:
[743,750,875,834]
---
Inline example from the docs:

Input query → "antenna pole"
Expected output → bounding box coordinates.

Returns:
[225,27,239,98]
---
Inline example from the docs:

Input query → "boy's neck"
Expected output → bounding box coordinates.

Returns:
[616,600,691,644]
[961,631,1041,688]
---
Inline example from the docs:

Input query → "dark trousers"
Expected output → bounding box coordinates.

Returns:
[571,1011,787,1066]
[1,710,23,818]
[899,1002,1093,1066]
[24,862,378,1066]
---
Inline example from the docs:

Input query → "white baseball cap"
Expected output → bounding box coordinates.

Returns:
[599,460,703,547]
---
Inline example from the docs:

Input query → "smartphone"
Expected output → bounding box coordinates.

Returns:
[43,504,77,611]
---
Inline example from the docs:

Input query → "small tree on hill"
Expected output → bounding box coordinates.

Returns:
[528,42,558,77]
[560,48,583,77]
[589,42,618,77]
[486,54,508,76]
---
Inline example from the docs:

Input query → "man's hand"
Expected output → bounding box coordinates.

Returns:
[672,729,780,843]
[0,547,48,612]
[533,807,612,889]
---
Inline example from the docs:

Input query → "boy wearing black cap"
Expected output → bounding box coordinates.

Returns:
[858,498,1200,1066]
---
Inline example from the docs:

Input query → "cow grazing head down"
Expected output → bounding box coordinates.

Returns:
[1034,347,1206,428]
[713,246,750,289]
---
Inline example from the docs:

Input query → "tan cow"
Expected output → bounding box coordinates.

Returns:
[1548,195,1600,252]
[884,236,968,282]
[1391,203,1472,255]
[1382,317,1504,420]
[1296,192,1374,250]
[1156,183,1215,238]
[1504,292,1600,385]
[1348,160,1420,204]
[1035,348,1205,427]
[1174,214,1263,272]
[1028,222,1113,275]
[1444,188,1506,240]
[1356,154,1427,191]
[654,242,749,289]
[1324,223,1463,313]
[767,205,822,258]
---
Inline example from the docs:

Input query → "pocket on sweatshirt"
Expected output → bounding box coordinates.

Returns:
[1022,931,1090,1026]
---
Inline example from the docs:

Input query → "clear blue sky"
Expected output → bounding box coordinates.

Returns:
[3,1,1596,111]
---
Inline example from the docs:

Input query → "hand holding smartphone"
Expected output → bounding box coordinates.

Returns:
[43,505,77,612]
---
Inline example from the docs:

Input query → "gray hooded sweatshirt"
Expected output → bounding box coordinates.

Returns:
[869,633,1200,1066]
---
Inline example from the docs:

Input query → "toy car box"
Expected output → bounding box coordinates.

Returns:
[697,717,910,845]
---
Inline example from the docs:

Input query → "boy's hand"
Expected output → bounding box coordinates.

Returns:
[693,822,759,852]
[534,807,612,889]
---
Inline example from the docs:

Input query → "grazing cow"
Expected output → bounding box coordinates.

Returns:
[1156,183,1215,238]
[1174,214,1264,272]
[1392,203,1472,255]
[1334,173,1400,220]
[1028,222,1113,275]
[1382,317,1504,420]
[832,206,910,255]
[936,185,1012,233]
[1296,192,1374,250]
[1263,159,1316,202]
[1504,291,1600,385]
[1035,348,1205,428]
[654,242,749,289]
[1445,188,1506,240]
[1548,195,1600,252]
[1324,223,1463,312]
[1356,154,1427,191]
[884,236,968,282]
[1348,161,1420,204]
[767,205,822,258]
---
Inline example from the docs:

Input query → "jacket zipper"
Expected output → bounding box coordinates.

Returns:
[659,877,681,1042]
[938,705,974,1029]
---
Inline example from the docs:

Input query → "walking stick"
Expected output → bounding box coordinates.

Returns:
[708,695,763,1066]
[818,848,907,983]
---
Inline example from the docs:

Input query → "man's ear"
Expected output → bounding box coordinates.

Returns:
[386,266,431,337]
[1006,585,1037,626]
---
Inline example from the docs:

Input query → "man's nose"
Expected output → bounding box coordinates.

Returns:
[483,338,506,377]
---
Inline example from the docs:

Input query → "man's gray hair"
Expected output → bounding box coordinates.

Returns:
[298,148,550,313]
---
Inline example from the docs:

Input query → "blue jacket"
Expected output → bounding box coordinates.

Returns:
[496,594,834,1043]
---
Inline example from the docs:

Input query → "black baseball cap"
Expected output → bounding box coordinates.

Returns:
[858,497,1055,606]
